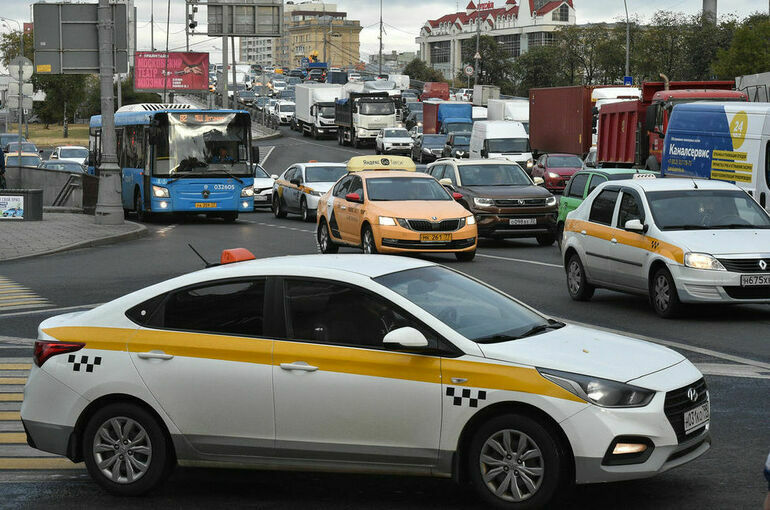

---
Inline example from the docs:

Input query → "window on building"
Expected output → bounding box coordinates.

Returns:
[533,0,550,10]
[496,34,520,58]
[430,41,450,64]
[553,4,569,22]
[528,32,555,48]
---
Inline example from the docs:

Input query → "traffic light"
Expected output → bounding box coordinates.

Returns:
[188,6,198,30]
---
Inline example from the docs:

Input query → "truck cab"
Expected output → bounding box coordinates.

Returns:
[469,121,534,170]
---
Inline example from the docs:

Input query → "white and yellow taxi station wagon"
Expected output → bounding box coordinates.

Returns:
[22,253,709,508]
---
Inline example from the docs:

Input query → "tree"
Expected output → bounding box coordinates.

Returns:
[457,36,514,93]
[0,30,33,67]
[510,45,564,96]
[403,58,445,83]
[713,14,770,78]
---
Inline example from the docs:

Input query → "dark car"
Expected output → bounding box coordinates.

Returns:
[307,69,326,82]
[405,101,423,115]
[254,97,270,111]
[404,111,423,131]
[237,90,258,106]
[427,159,558,245]
[411,134,447,164]
[441,132,471,159]
[402,92,419,103]
[530,153,584,192]
[39,160,86,173]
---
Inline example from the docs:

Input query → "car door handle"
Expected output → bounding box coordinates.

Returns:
[137,350,174,360]
[340,205,346,210]
[280,361,318,372]
[611,238,618,244]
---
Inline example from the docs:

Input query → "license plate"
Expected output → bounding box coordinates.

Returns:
[509,218,537,225]
[194,202,217,209]
[683,401,710,434]
[420,233,452,242]
[253,195,268,202]
[740,274,770,287]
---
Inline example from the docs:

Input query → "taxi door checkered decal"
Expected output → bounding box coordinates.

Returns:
[446,386,487,408]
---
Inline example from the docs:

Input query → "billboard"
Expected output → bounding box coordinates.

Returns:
[0,195,24,220]
[134,52,209,92]
[206,0,282,38]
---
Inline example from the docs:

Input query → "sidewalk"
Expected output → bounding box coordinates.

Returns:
[0,213,147,262]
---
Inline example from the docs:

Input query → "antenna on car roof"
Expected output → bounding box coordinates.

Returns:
[692,179,699,189]
[188,244,214,268]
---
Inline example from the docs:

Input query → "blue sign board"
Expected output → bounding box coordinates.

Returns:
[301,57,310,67]
[623,76,633,86]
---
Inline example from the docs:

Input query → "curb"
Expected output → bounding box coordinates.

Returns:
[0,221,148,264]
[254,132,282,141]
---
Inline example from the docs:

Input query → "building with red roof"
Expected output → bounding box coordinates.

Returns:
[416,0,575,79]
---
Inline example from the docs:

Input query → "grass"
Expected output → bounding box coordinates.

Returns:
[5,123,89,148]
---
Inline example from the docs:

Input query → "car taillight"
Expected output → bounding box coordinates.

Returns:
[33,340,85,367]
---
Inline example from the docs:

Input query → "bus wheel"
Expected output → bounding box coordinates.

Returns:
[134,192,149,223]
[222,212,238,223]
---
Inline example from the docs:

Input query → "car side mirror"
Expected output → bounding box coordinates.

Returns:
[383,326,428,348]
[533,177,545,186]
[439,178,454,188]
[625,219,648,233]
[452,192,463,200]
[51,154,58,159]
[345,192,362,203]
[481,149,488,158]
[290,178,301,186]
[271,174,278,180]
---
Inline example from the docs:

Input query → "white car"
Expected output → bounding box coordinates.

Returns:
[51,145,89,166]
[454,88,473,102]
[21,254,709,505]
[273,100,295,125]
[375,127,413,155]
[251,164,278,210]
[272,162,348,221]
[348,72,362,83]
[562,177,770,317]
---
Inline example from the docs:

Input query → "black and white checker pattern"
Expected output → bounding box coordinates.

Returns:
[67,354,102,373]
[446,386,487,408]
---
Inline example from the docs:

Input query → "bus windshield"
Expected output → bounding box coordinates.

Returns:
[154,113,251,177]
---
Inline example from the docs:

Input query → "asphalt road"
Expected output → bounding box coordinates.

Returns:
[0,125,768,509]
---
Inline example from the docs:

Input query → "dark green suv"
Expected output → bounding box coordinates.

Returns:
[556,168,657,245]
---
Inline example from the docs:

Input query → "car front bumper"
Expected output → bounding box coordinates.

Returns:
[253,189,273,208]
[670,264,770,304]
[373,224,477,254]
[383,145,413,155]
[474,209,557,238]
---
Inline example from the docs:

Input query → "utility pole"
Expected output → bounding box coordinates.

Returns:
[623,0,629,78]
[473,6,481,86]
[378,0,383,75]
[231,37,237,109]
[185,2,190,52]
[150,0,154,50]
[221,35,228,108]
[17,24,23,158]
[94,0,123,225]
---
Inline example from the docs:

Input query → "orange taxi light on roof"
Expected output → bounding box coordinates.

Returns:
[220,248,256,264]
[308,160,318,163]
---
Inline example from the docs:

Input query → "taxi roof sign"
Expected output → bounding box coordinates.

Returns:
[220,248,256,265]
[632,173,657,179]
[347,155,416,173]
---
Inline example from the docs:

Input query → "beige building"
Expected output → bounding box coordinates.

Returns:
[240,1,361,69]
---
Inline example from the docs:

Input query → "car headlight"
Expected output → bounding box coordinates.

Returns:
[538,368,655,408]
[526,159,534,168]
[240,185,255,197]
[466,215,476,225]
[547,172,559,179]
[473,197,495,207]
[305,188,322,197]
[152,185,169,198]
[545,196,557,206]
[378,216,397,226]
[684,252,726,271]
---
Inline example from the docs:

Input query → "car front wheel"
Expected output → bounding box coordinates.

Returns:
[83,402,173,496]
[362,226,378,254]
[317,220,338,254]
[468,414,565,509]
[650,267,682,318]
[566,253,594,301]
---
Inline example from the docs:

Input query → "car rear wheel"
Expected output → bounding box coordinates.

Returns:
[650,267,682,318]
[317,220,338,254]
[455,250,476,262]
[362,226,378,254]
[536,234,555,247]
[272,194,287,218]
[566,253,594,301]
[468,414,564,509]
[83,402,173,496]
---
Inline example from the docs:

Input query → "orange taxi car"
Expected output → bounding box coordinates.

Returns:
[316,155,478,261]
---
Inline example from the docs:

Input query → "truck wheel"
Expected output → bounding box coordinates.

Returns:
[337,130,343,145]
[352,132,358,148]
[312,126,319,139]
[566,253,594,301]
[302,125,310,137]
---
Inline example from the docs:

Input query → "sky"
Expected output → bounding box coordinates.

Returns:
[0,0,765,65]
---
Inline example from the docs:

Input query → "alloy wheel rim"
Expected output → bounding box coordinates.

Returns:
[302,202,308,221]
[93,416,152,484]
[480,429,544,502]
[363,231,373,254]
[319,224,328,251]
[655,275,670,310]
[568,261,581,295]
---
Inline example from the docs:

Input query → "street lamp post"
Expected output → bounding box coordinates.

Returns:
[624,0,630,78]
[473,7,481,86]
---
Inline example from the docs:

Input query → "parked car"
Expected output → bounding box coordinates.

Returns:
[530,153,584,193]
[39,160,86,173]
[5,152,43,167]
[6,141,39,154]
[51,145,89,166]
[411,134,447,164]
[375,128,414,156]
[442,132,471,158]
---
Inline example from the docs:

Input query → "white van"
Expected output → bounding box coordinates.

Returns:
[469,120,533,171]
[487,99,529,133]
[661,101,770,209]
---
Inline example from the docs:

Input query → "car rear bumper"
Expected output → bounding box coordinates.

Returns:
[22,419,73,457]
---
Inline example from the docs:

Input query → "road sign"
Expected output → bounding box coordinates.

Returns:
[624,76,633,86]
[464,65,474,77]
[206,0,283,38]
[8,96,33,110]
[8,56,33,81]
[33,2,128,74]
[8,83,33,96]
[474,52,481,60]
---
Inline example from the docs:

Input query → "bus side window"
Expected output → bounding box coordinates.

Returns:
[116,128,124,168]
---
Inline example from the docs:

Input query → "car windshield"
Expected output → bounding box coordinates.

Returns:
[366,177,452,201]
[305,166,347,183]
[60,148,89,159]
[279,104,295,113]
[487,138,530,153]
[452,135,470,145]
[444,122,471,132]
[319,106,335,117]
[42,161,83,172]
[422,135,447,147]
[360,102,395,115]
[548,155,582,167]
[6,156,41,166]
[384,129,409,138]
[459,164,531,186]
[7,143,37,152]
[375,266,552,343]
[253,165,269,178]
[647,189,770,230]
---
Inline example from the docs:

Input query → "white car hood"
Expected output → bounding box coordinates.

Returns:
[58,157,87,165]
[253,177,274,189]
[478,324,684,383]
[663,229,770,256]
[385,137,413,144]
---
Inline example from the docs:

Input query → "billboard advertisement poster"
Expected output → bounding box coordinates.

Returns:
[134,52,209,92]
[0,195,24,219]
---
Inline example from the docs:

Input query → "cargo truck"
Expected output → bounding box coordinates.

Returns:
[422,102,473,135]
[487,99,529,132]
[472,85,500,106]
[421,82,450,101]
[597,80,748,170]
[295,83,344,139]
[335,92,396,147]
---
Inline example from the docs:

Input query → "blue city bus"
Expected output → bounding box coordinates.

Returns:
[89,104,257,222]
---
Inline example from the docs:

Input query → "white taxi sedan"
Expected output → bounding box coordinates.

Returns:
[273,162,348,221]
[562,178,770,317]
[21,253,709,506]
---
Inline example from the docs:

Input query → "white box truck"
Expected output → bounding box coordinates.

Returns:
[472,85,500,106]
[469,120,534,171]
[487,99,530,132]
[295,83,344,139]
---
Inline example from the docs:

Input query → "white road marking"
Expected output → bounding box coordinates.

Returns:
[259,146,276,166]
[477,253,562,268]
[0,303,102,320]
[283,138,367,156]
[694,363,770,379]
[156,225,177,235]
